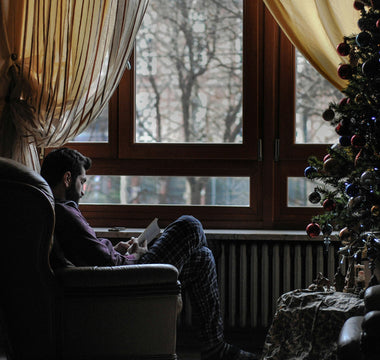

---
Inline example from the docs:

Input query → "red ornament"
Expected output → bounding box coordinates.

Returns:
[351,134,366,148]
[354,1,364,10]
[323,199,336,211]
[335,123,343,135]
[337,42,350,56]
[323,154,331,162]
[335,122,350,136]
[306,223,321,238]
[377,19,380,28]
[339,97,350,107]
[338,64,352,79]
[354,148,363,167]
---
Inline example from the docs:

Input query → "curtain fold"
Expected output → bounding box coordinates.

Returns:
[0,0,149,169]
[263,0,360,90]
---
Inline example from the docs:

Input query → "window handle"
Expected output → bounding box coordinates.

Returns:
[258,139,263,161]
[274,138,280,162]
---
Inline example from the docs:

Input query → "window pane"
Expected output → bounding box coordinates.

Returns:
[288,177,315,207]
[288,177,332,207]
[135,0,243,144]
[71,106,109,142]
[295,50,341,144]
[81,175,249,206]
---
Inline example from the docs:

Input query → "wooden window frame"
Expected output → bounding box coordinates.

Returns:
[62,1,328,230]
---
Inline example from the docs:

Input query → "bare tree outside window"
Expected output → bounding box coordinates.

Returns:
[295,50,342,144]
[81,175,249,206]
[135,0,243,144]
[71,106,109,142]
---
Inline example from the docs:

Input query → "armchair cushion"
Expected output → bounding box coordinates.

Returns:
[337,316,363,360]
[338,285,380,360]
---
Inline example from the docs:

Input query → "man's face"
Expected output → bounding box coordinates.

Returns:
[66,166,87,204]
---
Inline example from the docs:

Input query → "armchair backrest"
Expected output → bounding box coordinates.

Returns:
[0,157,58,359]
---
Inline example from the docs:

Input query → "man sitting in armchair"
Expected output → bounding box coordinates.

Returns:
[41,147,260,360]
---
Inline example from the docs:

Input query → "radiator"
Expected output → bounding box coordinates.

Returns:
[179,239,340,329]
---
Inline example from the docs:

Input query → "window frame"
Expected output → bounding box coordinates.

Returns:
[70,0,264,230]
[60,1,331,230]
[118,0,259,161]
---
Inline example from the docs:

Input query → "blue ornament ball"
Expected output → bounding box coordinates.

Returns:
[345,183,359,197]
[304,166,317,178]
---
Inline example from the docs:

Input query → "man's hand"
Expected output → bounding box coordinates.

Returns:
[126,237,148,256]
[113,240,131,255]
[114,237,147,256]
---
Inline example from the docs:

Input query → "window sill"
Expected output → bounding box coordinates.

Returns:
[95,228,336,242]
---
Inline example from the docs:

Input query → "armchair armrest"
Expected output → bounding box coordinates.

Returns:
[55,264,181,359]
[55,263,179,292]
[361,310,380,359]
[337,316,363,360]
[364,284,380,312]
[362,310,380,334]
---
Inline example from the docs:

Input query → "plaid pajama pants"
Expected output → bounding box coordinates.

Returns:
[139,215,224,351]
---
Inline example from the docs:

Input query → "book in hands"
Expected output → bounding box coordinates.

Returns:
[125,218,160,263]
[137,217,160,245]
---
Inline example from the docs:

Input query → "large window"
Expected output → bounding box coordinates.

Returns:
[66,1,341,230]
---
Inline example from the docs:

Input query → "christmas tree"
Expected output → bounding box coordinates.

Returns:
[305,0,380,292]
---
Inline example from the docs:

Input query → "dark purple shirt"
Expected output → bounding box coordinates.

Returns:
[54,200,130,266]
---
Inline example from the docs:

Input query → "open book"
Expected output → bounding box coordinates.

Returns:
[137,217,160,245]
[125,218,160,263]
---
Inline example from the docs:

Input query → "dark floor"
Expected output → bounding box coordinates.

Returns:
[0,328,266,360]
[176,327,266,360]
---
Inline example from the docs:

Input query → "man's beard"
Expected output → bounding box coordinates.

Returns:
[65,182,80,204]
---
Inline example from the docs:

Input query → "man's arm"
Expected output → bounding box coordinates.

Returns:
[54,201,134,266]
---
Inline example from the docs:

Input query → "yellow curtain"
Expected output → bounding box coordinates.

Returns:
[0,0,149,169]
[263,0,360,90]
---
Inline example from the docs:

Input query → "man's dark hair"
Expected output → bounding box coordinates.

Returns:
[41,148,92,188]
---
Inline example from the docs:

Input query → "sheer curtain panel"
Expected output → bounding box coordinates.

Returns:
[263,0,359,90]
[0,0,149,169]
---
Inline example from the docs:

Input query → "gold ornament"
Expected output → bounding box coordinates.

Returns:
[339,227,352,244]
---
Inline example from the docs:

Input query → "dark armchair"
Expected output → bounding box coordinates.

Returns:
[0,156,181,360]
[337,284,380,360]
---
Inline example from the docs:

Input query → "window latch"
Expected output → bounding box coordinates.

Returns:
[274,138,280,162]
[258,138,262,161]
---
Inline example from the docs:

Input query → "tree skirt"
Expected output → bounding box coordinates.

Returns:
[261,290,364,360]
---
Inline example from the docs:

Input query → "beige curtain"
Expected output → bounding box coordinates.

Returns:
[0,0,149,169]
[263,0,360,90]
